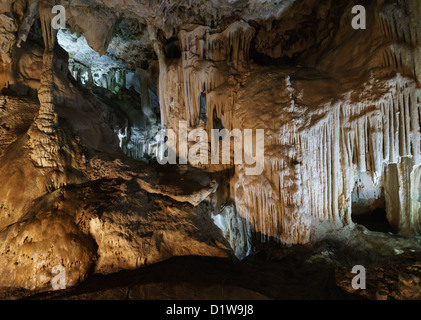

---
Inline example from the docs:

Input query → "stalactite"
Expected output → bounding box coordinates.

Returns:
[233,74,420,245]
[152,13,421,249]
[16,0,40,48]
[156,21,254,131]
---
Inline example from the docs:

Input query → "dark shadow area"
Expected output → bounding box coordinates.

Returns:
[352,207,397,234]
[164,37,182,59]
[22,254,358,300]
[249,38,299,66]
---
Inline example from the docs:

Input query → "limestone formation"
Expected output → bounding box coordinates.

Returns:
[0,0,420,299]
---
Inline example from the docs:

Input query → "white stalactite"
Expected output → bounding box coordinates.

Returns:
[153,20,421,253]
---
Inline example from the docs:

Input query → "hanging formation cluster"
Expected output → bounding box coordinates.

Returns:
[150,1,421,252]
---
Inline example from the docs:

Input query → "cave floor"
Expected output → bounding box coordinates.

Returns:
[2,228,420,300]
[0,254,358,300]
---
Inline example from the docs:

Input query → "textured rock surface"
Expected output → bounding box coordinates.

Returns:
[0,0,420,298]
[2,227,420,300]
[0,4,232,288]
[150,2,421,249]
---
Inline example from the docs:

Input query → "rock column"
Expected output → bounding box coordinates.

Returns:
[28,0,61,168]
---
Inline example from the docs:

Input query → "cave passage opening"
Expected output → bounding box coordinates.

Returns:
[56,28,162,163]
[57,29,135,93]
[350,173,398,234]
[351,206,396,234]
[351,193,397,234]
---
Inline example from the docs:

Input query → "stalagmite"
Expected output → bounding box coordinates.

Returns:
[27,0,62,168]
[0,0,420,298]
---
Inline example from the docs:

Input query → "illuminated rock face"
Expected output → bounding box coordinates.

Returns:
[0,0,420,292]
[152,2,421,247]
[233,73,421,245]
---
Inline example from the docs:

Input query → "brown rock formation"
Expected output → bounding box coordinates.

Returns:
[0,0,419,300]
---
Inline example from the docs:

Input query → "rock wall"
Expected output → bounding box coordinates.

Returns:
[0,0,419,291]
[150,0,421,252]
[0,0,234,291]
